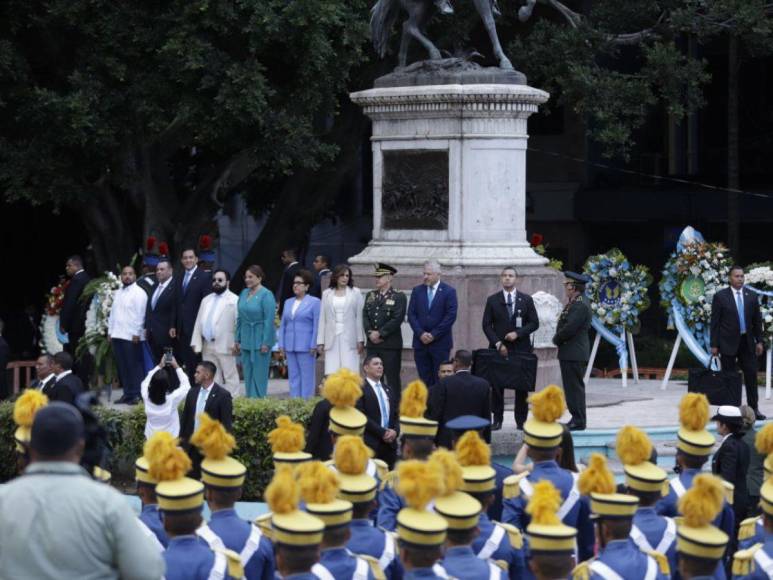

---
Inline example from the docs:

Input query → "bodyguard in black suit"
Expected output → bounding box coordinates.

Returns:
[356,354,400,467]
[175,248,211,378]
[430,350,491,449]
[711,405,751,522]
[276,249,301,316]
[60,255,92,384]
[48,351,85,404]
[710,266,765,418]
[145,258,177,362]
[481,266,539,430]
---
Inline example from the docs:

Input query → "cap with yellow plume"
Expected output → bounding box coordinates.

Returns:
[399,380,438,439]
[191,413,246,489]
[430,449,482,531]
[13,389,48,452]
[135,433,164,486]
[332,435,378,504]
[676,474,728,561]
[526,480,578,554]
[676,393,715,457]
[297,461,353,529]
[455,430,497,494]
[267,466,325,547]
[578,453,638,518]
[755,422,773,477]
[524,385,566,449]
[269,415,312,466]
[146,432,203,512]
[323,369,367,436]
[396,460,447,547]
[616,425,667,495]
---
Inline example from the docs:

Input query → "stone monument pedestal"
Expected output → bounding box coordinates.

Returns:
[349,82,563,388]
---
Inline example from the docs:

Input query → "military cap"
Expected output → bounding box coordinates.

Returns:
[579,454,638,518]
[445,415,490,433]
[135,455,157,486]
[711,405,744,426]
[144,431,205,513]
[269,415,312,467]
[337,472,378,504]
[430,449,482,531]
[156,477,206,512]
[374,263,397,276]
[322,369,367,436]
[396,460,447,547]
[191,414,247,489]
[676,475,728,562]
[331,435,378,504]
[297,461,354,529]
[455,431,497,494]
[523,385,565,449]
[526,480,578,554]
[563,271,591,285]
[400,380,438,439]
[13,389,48,453]
[616,425,668,494]
[589,493,639,519]
[677,394,715,457]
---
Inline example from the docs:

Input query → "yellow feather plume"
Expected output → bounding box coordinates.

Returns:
[400,380,428,418]
[297,461,340,504]
[615,425,653,466]
[529,385,566,423]
[756,423,773,455]
[145,431,191,482]
[397,460,443,511]
[268,415,306,454]
[678,474,724,528]
[265,465,300,514]
[455,431,490,467]
[13,389,48,428]
[679,393,709,431]
[334,435,371,475]
[190,413,236,460]
[526,480,562,526]
[429,449,464,496]
[322,368,363,408]
[577,453,615,496]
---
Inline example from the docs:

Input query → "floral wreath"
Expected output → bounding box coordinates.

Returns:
[39,277,71,353]
[583,248,651,332]
[659,240,731,351]
[745,262,773,345]
[76,271,122,385]
[530,233,563,271]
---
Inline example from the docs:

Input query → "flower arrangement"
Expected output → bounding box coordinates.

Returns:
[76,271,122,386]
[745,262,773,344]
[45,277,70,315]
[659,240,731,350]
[583,248,651,331]
[530,232,563,271]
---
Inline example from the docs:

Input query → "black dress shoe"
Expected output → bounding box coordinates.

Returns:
[568,422,586,432]
[492,421,503,431]
[114,396,129,404]
[756,410,767,420]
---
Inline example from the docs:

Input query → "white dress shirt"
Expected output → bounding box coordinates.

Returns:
[108,283,148,341]
[55,370,72,381]
[140,366,192,439]
[37,374,55,391]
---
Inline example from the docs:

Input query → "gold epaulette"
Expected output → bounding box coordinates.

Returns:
[571,559,592,580]
[732,543,763,576]
[360,554,386,580]
[494,521,524,549]
[254,512,273,542]
[217,548,245,579]
[503,473,528,499]
[738,516,760,541]
[493,559,508,571]
[721,479,735,505]
[647,551,670,577]
[374,458,389,481]
[380,470,396,492]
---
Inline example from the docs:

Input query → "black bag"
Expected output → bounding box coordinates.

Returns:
[687,357,742,406]
[472,348,538,392]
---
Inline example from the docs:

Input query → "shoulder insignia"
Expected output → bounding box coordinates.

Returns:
[720,479,735,505]
[373,458,389,480]
[732,543,764,576]
[503,473,528,499]
[571,559,592,580]
[493,559,508,572]
[738,516,761,541]
[217,548,244,579]
[380,471,396,491]
[360,554,386,580]
[254,512,273,541]
[495,522,523,550]
[647,550,670,577]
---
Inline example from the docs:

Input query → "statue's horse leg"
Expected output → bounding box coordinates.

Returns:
[399,0,442,66]
[471,0,513,69]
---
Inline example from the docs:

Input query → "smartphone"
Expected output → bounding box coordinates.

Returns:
[164,347,174,365]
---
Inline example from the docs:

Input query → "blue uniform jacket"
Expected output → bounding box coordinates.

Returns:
[314,547,375,579]
[734,533,773,580]
[207,508,275,580]
[441,546,506,580]
[405,568,447,579]
[139,504,168,547]
[473,513,527,580]
[377,481,403,532]
[589,539,667,580]
[347,519,402,580]
[164,535,235,580]
[631,507,677,575]
[490,462,512,522]
[501,460,594,562]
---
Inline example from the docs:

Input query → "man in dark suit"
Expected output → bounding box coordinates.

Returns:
[47,351,84,404]
[305,398,333,460]
[430,350,491,448]
[145,258,177,362]
[310,254,332,298]
[710,265,766,419]
[407,260,458,387]
[31,353,56,392]
[276,248,301,316]
[356,354,399,467]
[180,360,233,476]
[175,247,211,379]
[482,266,539,430]
[60,255,92,384]
[553,271,592,431]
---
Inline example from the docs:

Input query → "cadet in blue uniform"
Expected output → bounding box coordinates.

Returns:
[134,453,168,549]
[191,414,275,580]
[525,480,578,580]
[572,453,668,580]
[265,466,326,580]
[335,435,403,580]
[13,389,47,474]
[297,461,378,579]
[146,431,242,580]
[269,414,313,468]
[733,476,773,579]
[501,386,594,562]
[431,449,507,579]
[617,425,677,574]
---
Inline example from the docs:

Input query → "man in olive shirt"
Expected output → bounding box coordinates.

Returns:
[553,271,592,431]
[0,403,164,580]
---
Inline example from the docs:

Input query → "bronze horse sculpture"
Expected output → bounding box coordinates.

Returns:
[371,0,513,70]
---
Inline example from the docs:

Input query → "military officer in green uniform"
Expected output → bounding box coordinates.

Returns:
[552,271,592,431]
[363,263,407,395]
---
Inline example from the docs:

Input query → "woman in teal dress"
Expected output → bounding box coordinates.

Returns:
[235,265,277,398]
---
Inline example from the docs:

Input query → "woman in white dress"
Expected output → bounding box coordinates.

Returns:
[316,265,365,375]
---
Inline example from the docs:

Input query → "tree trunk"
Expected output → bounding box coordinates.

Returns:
[727,35,741,258]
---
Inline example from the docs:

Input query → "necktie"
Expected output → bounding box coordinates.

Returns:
[427,286,435,307]
[183,270,192,293]
[736,290,746,334]
[194,388,208,431]
[203,296,219,341]
[374,382,389,429]
[151,284,163,310]
[506,292,514,318]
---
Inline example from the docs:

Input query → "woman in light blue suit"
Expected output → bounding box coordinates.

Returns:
[278,269,321,399]
[235,265,276,398]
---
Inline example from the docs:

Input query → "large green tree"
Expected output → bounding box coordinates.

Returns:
[0,0,370,270]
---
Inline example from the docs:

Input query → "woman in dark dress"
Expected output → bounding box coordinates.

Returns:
[712,405,751,524]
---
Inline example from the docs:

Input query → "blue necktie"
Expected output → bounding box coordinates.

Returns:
[374,382,388,429]
[183,270,192,293]
[194,388,208,431]
[736,290,746,334]
[151,284,162,310]
[427,286,435,307]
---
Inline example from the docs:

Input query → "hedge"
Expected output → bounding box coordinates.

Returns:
[0,396,319,500]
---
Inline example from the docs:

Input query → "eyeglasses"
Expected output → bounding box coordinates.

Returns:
[213,278,226,283]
